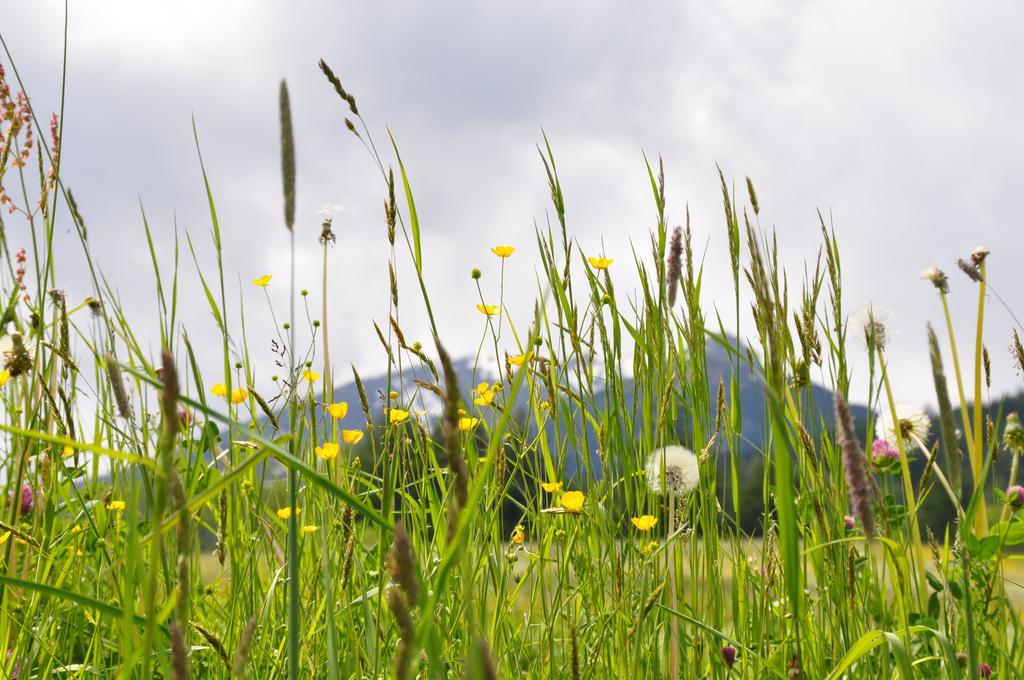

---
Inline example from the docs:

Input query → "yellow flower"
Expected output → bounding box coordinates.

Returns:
[211,383,227,398]
[276,507,301,520]
[303,370,320,383]
[473,382,497,407]
[327,402,349,420]
[491,245,515,258]
[559,491,585,513]
[0,531,9,545]
[476,303,500,316]
[458,417,479,431]
[302,524,318,534]
[631,515,658,531]
[230,387,248,405]
[0,370,9,387]
[640,540,659,555]
[511,525,525,544]
[508,351,533,367]
[107,500,127,512]
[587,256,613,270]
[342,429,364,445]
[252,274,272,286]
[389,408,410,424]
[62,445,74,458]
[315,442,340,461]
[541,481,563,493]
[539,401,551,411]
[71,524,83,534]
[389,390,399,400]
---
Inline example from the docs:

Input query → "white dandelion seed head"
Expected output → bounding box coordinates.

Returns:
[0,334,35,370]
[849,305,898,350]
[876,403,932,447]
[645,445,700,497]
[920,267,949,293]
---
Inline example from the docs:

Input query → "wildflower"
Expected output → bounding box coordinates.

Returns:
[510,525,525,544]
[849,305,897,350]
[1004,413,1024,454]
[644,445,700,497]
[977,662,992,678]
[476,303,500,316]
[315,442,340,461]
[640,540,659,555]
[327,402,348,420]
[920,267,949,293]
[71,524,82,534]
[62,445,74,458]
[844,515,855,530]
[342,429,364,445]
[491,245,515,258]
[212,383,247,404]
[541,481,563,494]
[876,404,931,447]
[276,507,300,520]
[0,334,36,376]
[587,256,613,270]
[302,525,318,534]
[631,515,658,531]
[389,408,410,424]
[303,370,320,383]
[1007,485,1024,510]
[251,274,272,287]
[458,417,479,431]
[107,500,126,512]
[473,382,497,407]
[389,390,399,400]
[0,370,9,387]
[539,401,551,411]
[870,438,901,465]
[559,491,585,513]
[508,351,533,367]
[721,645,737,668]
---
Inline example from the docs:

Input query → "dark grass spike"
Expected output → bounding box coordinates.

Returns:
[279,80,295,231]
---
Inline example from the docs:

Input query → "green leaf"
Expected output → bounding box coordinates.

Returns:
[388,129,422,276]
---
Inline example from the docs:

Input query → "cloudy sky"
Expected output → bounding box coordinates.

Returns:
[4,2,1023,408]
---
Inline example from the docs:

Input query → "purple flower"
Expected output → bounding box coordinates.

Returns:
[871,438,900,463]
[18,484,33,516]
[1007,485,1024,509]
[844,515,855,530]
[977,662,992,678]
[721,645,737,668]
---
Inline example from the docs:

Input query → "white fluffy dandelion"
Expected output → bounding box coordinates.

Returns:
[0,333,35,372]
[876,404,932,447]
[920,267,949,293]
[645,445,700,497]
[849,305,898,350]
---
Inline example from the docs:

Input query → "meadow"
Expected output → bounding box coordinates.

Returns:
[1,47,1024,679]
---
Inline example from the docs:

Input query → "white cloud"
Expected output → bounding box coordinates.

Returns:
[4,1,1022,406]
